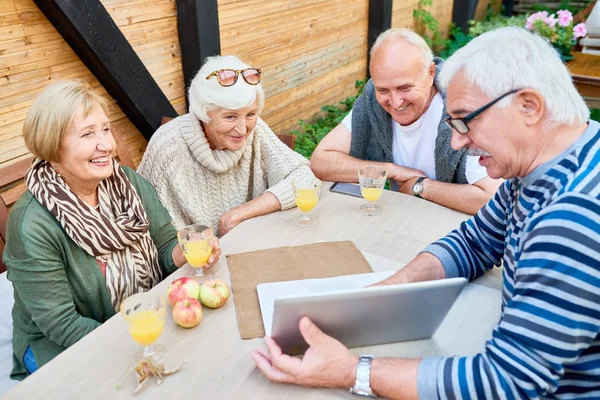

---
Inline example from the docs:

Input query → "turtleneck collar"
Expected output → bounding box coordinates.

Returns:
[180,114,254,173]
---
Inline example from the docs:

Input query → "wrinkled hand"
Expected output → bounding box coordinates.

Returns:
[251,317,358,388]
[388,165,425,189]
[205,236,221,270]
[218,209,243,237]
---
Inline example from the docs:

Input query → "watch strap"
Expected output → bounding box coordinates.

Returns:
[350,355,377,397]
[412,177,426,198]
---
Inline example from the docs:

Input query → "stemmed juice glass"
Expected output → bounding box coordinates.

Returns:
[177,224,214,277]
[292,177,321,227]
[358,167,387,216]
[121,292,167,364]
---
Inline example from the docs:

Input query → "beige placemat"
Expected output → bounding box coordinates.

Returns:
[227,241,374,339]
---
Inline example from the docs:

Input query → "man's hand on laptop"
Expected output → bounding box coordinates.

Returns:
[251,316,358,389]
[367,273,409,287]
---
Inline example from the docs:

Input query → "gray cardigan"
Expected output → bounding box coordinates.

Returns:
[349,58,468,184]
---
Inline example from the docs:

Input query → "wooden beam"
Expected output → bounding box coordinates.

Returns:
[452,0,480,33]
[176,0,221,105]
[502,0,514,16]
[367,0,392,78]
[33,0,179,141]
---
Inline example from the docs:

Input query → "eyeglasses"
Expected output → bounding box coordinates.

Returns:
[444,89,521,134]
[205,68,261,87]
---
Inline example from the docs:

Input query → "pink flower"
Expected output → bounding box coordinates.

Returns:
[557,10,573,27]
[545,15,557,28]
[526,11,549,30]
[573,23,587,39]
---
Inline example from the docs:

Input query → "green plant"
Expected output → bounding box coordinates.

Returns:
[531,0,594,15]
[441,14,528,58]
[469,14,528,36]
[413,0,449,55]
[292,80,366,158]
[439,23,472,59]
[591,109,600,122]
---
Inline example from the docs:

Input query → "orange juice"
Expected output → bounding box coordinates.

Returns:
[128,310,165,346]
[361,187,382,202]
[295,189,319,212]
[183,239,212,268]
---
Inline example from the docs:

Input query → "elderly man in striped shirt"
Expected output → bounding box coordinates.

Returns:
[251,27,600,399]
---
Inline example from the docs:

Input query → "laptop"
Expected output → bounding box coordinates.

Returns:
[257,273,467,354]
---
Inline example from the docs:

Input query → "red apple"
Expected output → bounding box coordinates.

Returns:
[172,298,203,328]
[167,277,200,307]
[199,279,230,309]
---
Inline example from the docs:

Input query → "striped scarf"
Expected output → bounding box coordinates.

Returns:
[25,159,163,311]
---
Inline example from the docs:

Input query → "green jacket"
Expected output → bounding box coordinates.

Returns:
[3,167,179,380]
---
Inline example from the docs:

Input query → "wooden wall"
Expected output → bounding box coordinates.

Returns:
[474,0,503,21]
[392,0,454,38]
[0,0,186,173]
[218,0,369,134]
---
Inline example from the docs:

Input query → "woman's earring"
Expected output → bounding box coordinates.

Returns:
[53,165,68,183]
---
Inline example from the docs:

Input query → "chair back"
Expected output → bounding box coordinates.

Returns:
[0,156,34,274]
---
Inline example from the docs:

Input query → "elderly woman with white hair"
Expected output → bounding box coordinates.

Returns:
[138,56,314,235]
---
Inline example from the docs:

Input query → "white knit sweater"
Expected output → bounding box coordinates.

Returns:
[138,113,314,234]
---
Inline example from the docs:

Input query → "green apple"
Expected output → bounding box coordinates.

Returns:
[199,279,230,309]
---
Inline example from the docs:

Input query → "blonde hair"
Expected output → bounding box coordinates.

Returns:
[188,55,265,122]
[23,80,110,163]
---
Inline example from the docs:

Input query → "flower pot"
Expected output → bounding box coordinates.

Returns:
[560,53,575,62]
[554,40,577,62]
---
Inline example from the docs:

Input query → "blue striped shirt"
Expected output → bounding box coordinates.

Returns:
[418,120,600,399]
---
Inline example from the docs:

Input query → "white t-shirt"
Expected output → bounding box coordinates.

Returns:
[342,93,487,184]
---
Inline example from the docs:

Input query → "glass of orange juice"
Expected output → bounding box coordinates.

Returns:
[177,224,214,277]
[121,292,167,364]
[292,176,321,227]
[358,167,387,216]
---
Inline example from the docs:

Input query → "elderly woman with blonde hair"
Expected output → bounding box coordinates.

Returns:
[3,81,220,380]
[138,55,315,235]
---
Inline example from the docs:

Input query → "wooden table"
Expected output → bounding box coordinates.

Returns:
[3,185,503,399]
[568,52,600,109]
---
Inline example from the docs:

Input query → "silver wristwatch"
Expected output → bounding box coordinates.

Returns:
[349,355,377,397]
[412,177,426,198]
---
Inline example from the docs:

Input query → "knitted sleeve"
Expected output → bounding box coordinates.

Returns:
[122,167,179,275]
[256,118,314,210]
[137,122,192,229]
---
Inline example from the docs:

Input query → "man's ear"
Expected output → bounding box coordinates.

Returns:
[517,89,545,126]
[428,62,436,79]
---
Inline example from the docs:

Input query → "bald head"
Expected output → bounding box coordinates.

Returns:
[370,40,430,77]
[370,28,433,73]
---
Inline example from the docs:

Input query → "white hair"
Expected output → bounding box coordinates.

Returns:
[439,27,589,127]
[188,55,265,122]
[370,28,434,71]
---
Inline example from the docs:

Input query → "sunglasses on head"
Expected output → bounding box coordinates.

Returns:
[205,68,261,87]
